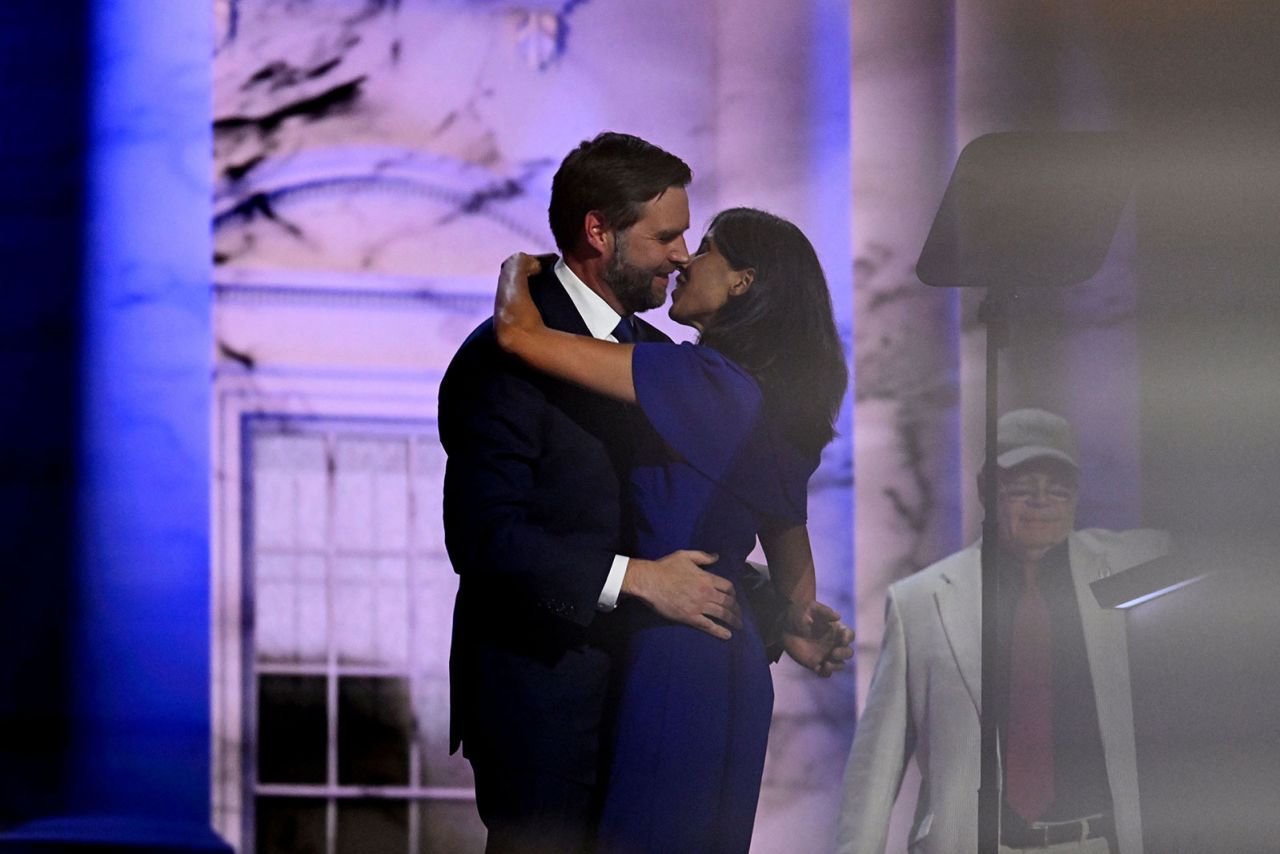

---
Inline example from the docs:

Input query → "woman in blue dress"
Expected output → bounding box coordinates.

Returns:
[493,207,848,853]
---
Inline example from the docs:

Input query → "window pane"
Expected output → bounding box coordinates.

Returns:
[414,676,472,788]
[334,555,376,583]
[338,676,411,785]
[413,557,457,658]
[296,578,328,663]
[412,439,447,554]
[257,560,326,665]
[258,675,327,784]
[337,799,409,854]
[333,438,406,550]
[256,797,326,854]
[252,468,296,549]
[375,579,409,667]
[252,434,327,551]
[255,578,297,662]
[372,462,409,551]
[335,578,375,664]
[419,800,486,854]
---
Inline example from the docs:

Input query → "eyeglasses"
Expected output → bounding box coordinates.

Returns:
[998,482,1078,504]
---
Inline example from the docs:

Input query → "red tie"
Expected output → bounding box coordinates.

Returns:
[1006,561,1055,822]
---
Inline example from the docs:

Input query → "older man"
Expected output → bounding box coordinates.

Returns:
[838,409,1168,854]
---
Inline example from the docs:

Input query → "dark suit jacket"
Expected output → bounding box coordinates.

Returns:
[439,260,670,785]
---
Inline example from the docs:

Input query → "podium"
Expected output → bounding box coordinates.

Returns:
[1092,555,1280,854]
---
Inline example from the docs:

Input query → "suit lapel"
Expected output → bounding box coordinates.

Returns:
[531,261,592,337]
[933,540,1137,725]
[529,261,647,457]
[934,546,983,714]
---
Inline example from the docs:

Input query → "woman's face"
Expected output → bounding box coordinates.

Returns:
[668,231,749,331]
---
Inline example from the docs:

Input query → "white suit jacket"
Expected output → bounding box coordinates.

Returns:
[837,529,1169,854]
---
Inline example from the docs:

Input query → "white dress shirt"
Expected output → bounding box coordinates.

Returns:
[554,258,632,611]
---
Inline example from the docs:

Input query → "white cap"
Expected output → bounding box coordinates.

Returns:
[996,408,1079,470]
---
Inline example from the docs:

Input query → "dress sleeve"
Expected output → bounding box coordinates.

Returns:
[631,342,813,524]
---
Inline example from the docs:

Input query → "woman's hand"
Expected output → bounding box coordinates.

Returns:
[486,252,639,402]
[494,252,545,353]
[781,599,854,677]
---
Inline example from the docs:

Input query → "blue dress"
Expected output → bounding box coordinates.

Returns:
[596,343,818,854]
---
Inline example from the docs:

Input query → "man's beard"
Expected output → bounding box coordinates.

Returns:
[603,234,668,314]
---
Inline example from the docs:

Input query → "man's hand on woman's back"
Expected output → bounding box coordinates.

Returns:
[622,550,743,640]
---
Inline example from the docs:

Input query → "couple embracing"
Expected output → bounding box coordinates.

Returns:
[440,132,851,854]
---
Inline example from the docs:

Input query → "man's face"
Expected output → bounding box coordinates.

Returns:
[604,186,691,314]
[995,458,1079,561]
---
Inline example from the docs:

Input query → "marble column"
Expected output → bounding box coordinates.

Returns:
[0,0,229,849]
[713,1,856,850]
[849,1,962,850]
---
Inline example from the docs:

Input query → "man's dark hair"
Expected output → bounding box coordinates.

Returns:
[548,132,692,254]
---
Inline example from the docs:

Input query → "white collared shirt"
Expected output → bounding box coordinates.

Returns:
[554,258,631,611]
[555,257,627,342]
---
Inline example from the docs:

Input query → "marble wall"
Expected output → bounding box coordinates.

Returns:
[213,0,717,288]
[849,1,962,848]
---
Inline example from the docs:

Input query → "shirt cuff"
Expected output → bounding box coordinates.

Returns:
[596,554,629,611]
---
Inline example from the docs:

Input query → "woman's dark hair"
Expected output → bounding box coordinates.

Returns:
[698,208,848,458]
[548,132,692,254]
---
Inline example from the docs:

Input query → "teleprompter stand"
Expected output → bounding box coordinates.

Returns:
[916,131,1134,854]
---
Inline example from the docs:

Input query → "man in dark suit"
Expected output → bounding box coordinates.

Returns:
[440,133,757,853]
